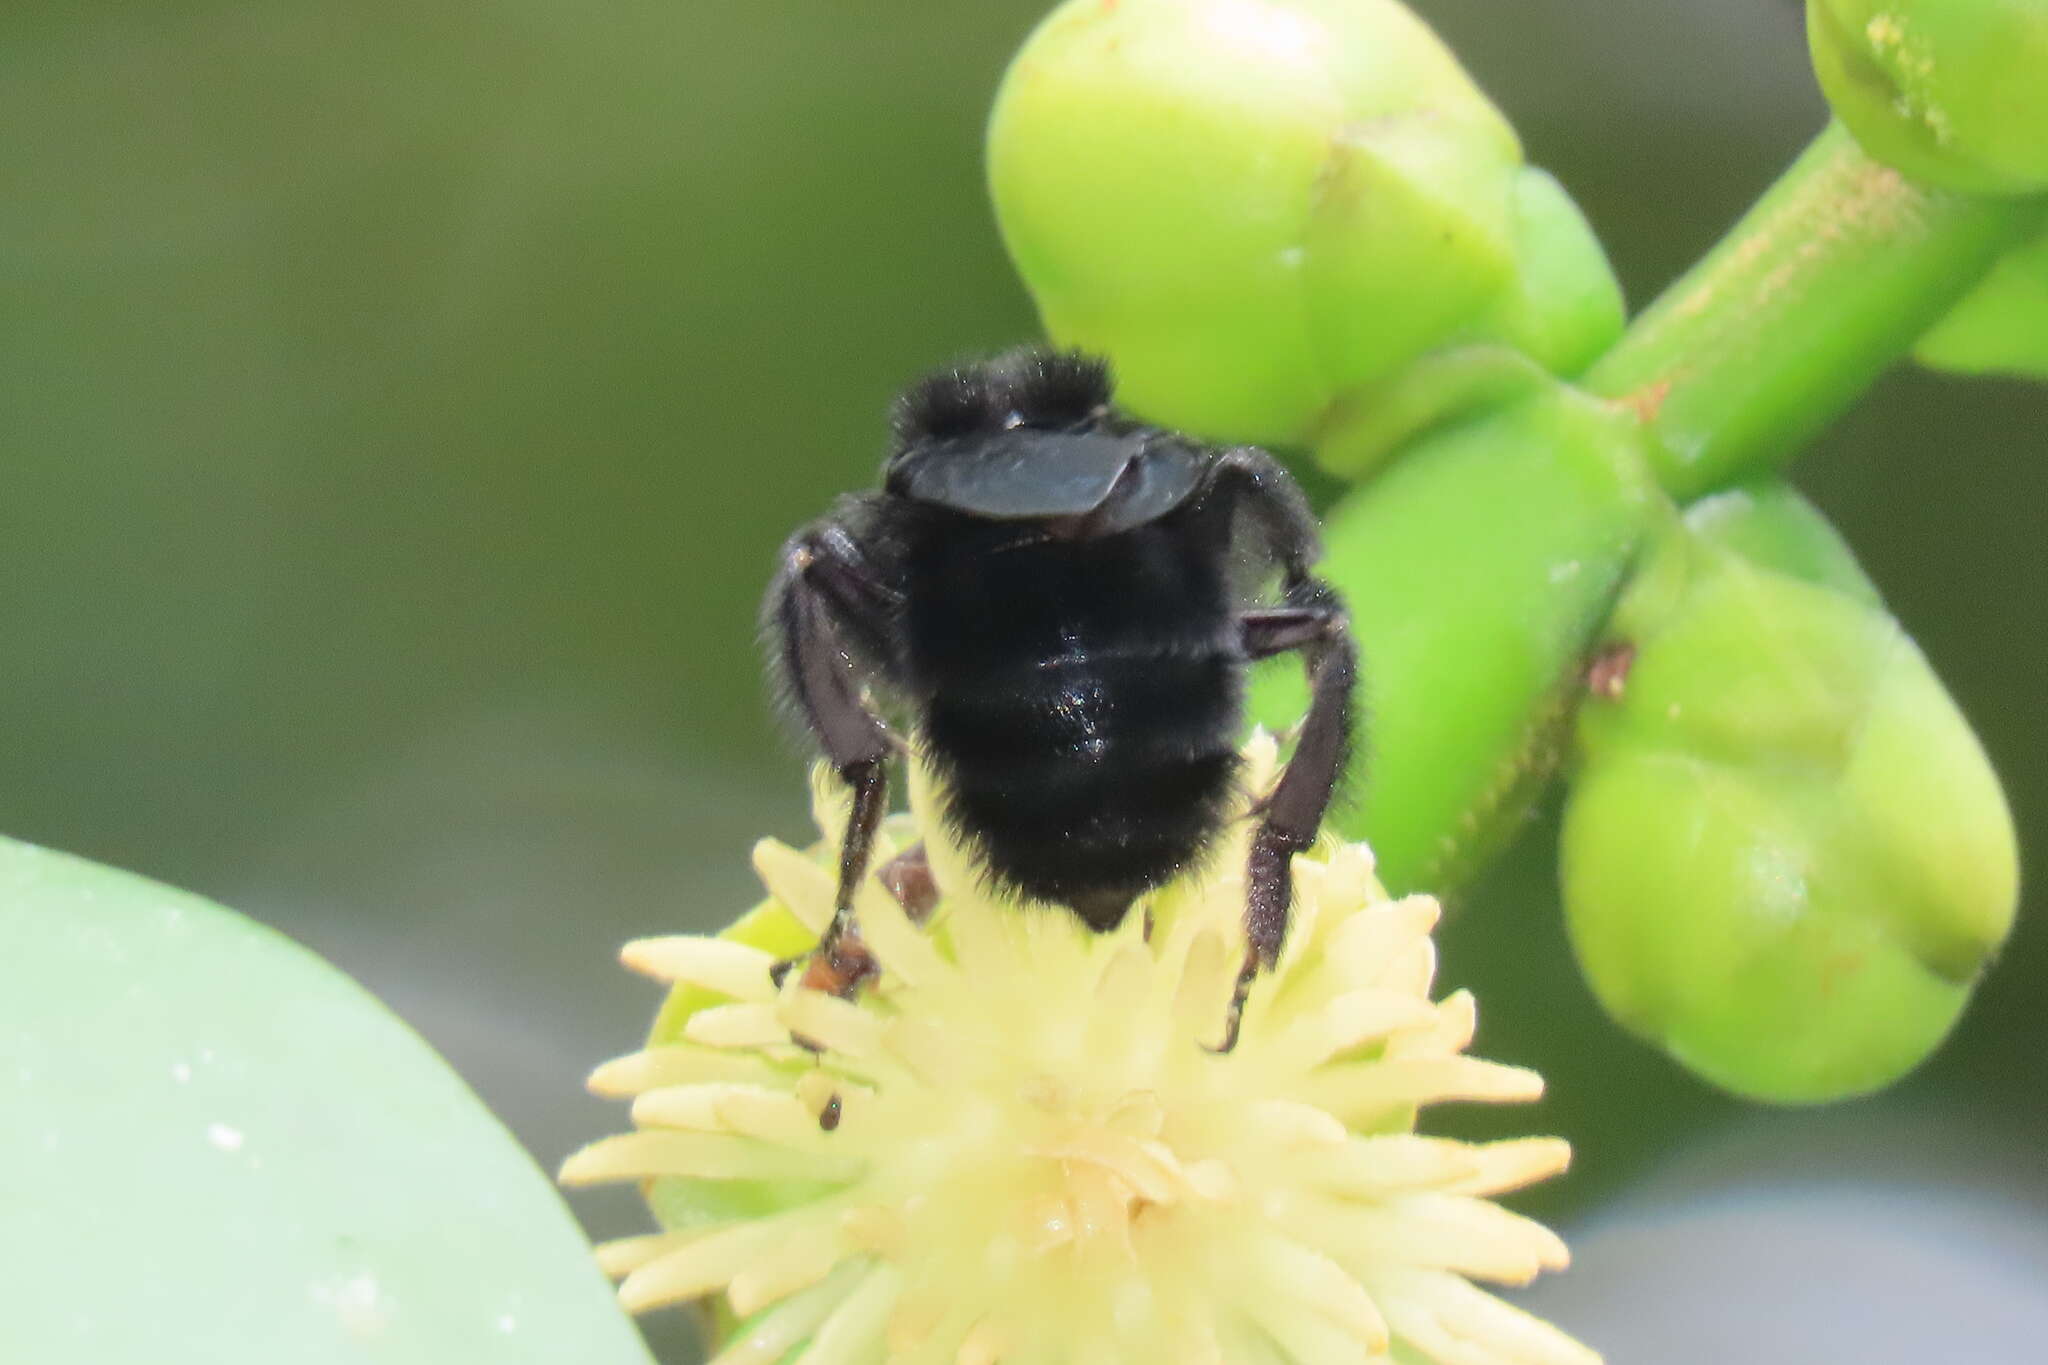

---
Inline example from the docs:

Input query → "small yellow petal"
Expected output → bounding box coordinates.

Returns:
[1306,1056,1546,1123]
[1377,938,1440,999]
[593,1233,682,1279]
[1317,895,1439,985]
[728,1232,849,1318]
[1373,1268,1603,1365]
[883,1279,975,1361]
[806,768,854,857]
[560,1130,854,1186]
[577,737,1591,1365]
[685,1002,793,1050]
[1220,1322,1297,1365]
[619,936,777,1000]
[1183,1157,1239,1202]
[1035,1129,1182,1205]
[1331,1193,1571,1284]
[587,1044,790,1098]
[853,880,946,987]
[622,1225,785,1314]
[839,1205,909,1258]
[630,1083,820,1145]
[1168,1315,1229,1365]
[1263,988,1442,1070]
[791,1264,902,1365]
[780,990,886,1059]
[1387,989,1478,1059]
[1247,1233,1390,1351]
[1241,1097,1351,1150]
[1172,926,1238,1045]
[1441,1138,1574,1199]
[1312,1135,1483,1196]
[707,1265,865,1365]
[953,1319,1003,1365]
[1255,1306,1388,1365]
[752,839,835,934]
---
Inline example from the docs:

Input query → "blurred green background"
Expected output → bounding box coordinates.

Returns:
[4,2,2043,1360]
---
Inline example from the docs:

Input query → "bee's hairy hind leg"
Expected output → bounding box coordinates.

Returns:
[1213,577,1357,1053]
[764,523,900,1005]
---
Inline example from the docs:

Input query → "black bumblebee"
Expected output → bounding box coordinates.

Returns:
[765,350,1355,1048]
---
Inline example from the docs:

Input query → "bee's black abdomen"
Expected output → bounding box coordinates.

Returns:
[926,653,1243,917]
[902,511,1243,923]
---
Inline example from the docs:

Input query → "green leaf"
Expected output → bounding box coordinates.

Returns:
[1915,227,2048,379]
[0,837,653,1364]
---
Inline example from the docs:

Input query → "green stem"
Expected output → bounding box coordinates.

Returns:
[1584,122,2045,502]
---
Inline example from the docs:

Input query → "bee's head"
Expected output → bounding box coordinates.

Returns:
[881,349,1201,532]
[889,348,1112,450]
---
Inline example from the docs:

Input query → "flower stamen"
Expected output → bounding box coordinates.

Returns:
[563,736,1599,1364]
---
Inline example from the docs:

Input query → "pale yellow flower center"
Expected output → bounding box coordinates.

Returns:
[562,737,1598,1365]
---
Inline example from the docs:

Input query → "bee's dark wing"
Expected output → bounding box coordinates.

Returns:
[893,429,1205,532]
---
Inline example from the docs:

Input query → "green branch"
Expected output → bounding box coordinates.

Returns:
[1585,122,2044,502]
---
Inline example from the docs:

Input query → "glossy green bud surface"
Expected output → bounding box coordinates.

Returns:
[1809,0,2048,195]
[1312,167,1626,478]
[1256,380,1664,892]
[1564,487,2019,1102]
[1463,167,1627,381]
[989,0,1525,445]
[1917,224,2048,377]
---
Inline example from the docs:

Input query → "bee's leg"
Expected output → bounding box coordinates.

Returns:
[794,757,888,999]
[764,521,902,1000]
[1216,577,1357,1052]
[1193,446,1323,579]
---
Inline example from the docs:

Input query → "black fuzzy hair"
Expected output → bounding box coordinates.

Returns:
[890,348,1113,446]
[890,364,997,445]
[990,347,1113,429]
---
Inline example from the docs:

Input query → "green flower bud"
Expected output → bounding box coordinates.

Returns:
[1255,378,1665,892]
[1809,0,2048,195]
[1563,486,2019,1102]
[1679,479,1882,607]
[1463,166,1627,381]
[1916,222,2048,378]
[1313,168,1626,478]
[988,0,1530,445]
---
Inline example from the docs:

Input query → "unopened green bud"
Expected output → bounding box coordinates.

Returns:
[1679,479,1883,607]
[988,0,1530,445]
[1563,486,2019,1102]
[1313,168,1626,478]
[1256,378,1664,892]
[1809,0,2048,195]
[1916,223,2048,378]
[1464,167,1627,381]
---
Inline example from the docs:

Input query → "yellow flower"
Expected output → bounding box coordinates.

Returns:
[562,737,1597,1365]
